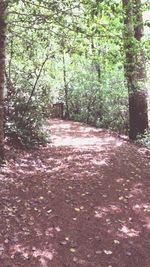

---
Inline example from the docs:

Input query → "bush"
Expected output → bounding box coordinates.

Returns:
[5,83,50,148]
[135,130,150,148]
[67,60,128,133]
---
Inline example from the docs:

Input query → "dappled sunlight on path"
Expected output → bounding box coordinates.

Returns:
[49,119,123,150]
[0,119,150,267]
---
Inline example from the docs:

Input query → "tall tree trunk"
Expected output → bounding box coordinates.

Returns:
[133,0,146,80]
[122,0,148,140]
[91,38,101,83]
[0,1,6,163]
[63,51,69,119]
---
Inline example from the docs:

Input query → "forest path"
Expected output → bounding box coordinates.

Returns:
[1,119,150,267]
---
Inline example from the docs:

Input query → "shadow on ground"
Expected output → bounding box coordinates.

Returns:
[0,119,150,267]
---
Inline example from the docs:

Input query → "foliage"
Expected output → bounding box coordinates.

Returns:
[5,33,53,147]
[67,58,128,133]
[5,95,50,148]
[135,130,150,148]
[3,0,150,147]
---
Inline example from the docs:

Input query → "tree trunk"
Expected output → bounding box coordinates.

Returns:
[91,38,101,83]
[0,0,6,163]
[63,51,69,119]
[122,0,148,140]
[133,0,146,80]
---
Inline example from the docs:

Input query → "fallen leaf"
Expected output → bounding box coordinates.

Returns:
[70,248,76,253]
[73,257,78,262]
[74,208,80,212]
[55,227,61,232]
[95,250,102,254]
[104,250,113,255]
[60,241,67,246]
[47,209,52,213]
[114,240,120,244]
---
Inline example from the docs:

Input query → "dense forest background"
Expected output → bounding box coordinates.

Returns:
[0,0,150,161]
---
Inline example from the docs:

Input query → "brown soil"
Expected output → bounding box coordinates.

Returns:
[0,119,150,267]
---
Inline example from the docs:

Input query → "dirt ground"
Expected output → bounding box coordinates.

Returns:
[0,119,150,267]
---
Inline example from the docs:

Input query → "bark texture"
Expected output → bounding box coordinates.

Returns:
[0,0,6,163]
[122,0,148,140]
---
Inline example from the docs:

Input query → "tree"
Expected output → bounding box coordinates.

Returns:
[0,0,6,163]
[122,0,148,140]
[62,50,69,119]
[6,0,128,135]
[5,0,149,145]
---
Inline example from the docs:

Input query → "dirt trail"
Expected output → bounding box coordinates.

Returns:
[0,119,150,267]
